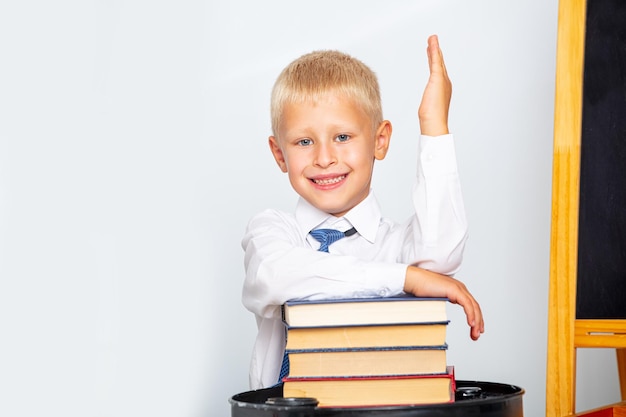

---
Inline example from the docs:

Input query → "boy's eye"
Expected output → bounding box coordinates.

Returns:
[297,138,313,146]
[335,134,350,142]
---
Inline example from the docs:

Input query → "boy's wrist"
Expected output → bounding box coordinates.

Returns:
[403,265,422,295]
[419,120,449,137]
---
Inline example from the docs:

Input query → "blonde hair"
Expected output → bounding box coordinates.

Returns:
[270,50,383,136]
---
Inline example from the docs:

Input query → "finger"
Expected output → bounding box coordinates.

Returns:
[439,46,449,81]
[427,35,442,71]
[471,321,482,340]
[427,35,451,84]
[470,302,484,340]
[457,293,483,340]
[426,40,433,70]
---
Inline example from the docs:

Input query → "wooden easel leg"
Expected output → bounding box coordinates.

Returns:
[618,348,626,401]
[546,333,577,417]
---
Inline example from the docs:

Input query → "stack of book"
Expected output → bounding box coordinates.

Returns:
[280,295,456,407]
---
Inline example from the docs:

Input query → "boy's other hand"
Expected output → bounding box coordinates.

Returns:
[418,34,452,136]
[404,266,484,341]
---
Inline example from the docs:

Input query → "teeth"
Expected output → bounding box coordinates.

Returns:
[313,175,345,185]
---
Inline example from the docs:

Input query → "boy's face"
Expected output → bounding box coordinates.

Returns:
[269,93,391,217]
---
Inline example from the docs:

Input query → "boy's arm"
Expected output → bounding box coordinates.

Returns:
[404,265,484,340]
[405,35,467,274]
[408,36,483,341]
[409,134,466,274]
[241,210,407,319]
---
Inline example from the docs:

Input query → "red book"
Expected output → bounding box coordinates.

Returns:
[283,366,456,407]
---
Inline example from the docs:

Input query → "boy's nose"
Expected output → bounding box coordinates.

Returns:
[313,143,337,168]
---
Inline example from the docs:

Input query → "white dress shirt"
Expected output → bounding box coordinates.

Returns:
[241,134,467,389]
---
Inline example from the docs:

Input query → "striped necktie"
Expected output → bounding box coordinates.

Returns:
[277,226,357,384]
[310,227,357,252]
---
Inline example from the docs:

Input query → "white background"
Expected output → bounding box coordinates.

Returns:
[0,1,621,416]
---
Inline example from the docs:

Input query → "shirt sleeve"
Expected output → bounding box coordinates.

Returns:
[403,134,468,275]
[241,209,407,319]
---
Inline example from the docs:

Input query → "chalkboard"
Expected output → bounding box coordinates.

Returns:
[576,0,626,319]
[546,1,626,415]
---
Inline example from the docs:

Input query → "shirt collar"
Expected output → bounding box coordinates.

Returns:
[294,191,381,243]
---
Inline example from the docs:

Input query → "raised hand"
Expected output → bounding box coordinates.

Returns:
[418,34,452,136]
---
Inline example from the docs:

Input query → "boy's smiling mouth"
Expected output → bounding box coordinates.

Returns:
[311,174,346,186]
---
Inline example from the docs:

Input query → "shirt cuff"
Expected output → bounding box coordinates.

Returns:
[418,134,458,177]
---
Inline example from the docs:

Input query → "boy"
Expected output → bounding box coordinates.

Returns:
[242,35,484,390]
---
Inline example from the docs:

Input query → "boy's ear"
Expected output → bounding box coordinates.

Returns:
[373,120,392,160]
[268,136,288,172]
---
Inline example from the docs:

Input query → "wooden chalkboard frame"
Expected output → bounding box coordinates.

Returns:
[546,0,626,416]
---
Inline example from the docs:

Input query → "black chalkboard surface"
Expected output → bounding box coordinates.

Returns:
[576,1,626,319]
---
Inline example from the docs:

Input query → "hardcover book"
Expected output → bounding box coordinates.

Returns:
[285,322,448,350]
[283,365,456,407]
[285,345,447,377]
[282,295,448,327]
